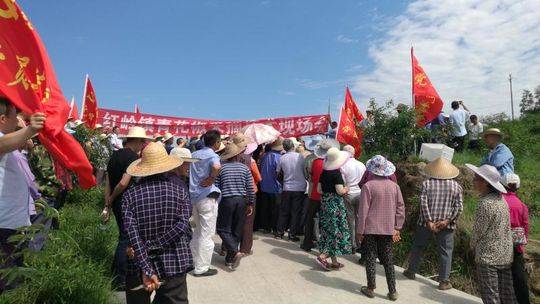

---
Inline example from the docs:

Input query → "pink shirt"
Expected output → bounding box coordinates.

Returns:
[357,176,405,236]
[502,192,529,253]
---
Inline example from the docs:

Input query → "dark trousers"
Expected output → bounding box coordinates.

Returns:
[301,199,320,250]
[407,226,454,282]
[452,136,466,152]
[240,206,255,254]
[468,139,480,150]
[126,274,151,304]
[512,250,530,304]
[153,273,189,304]
[256,192,280,232]
[112,200,128,286]
[364,235,396,294]
[0,228,23,292]
[217,196,247,263]
[277,191,305,237]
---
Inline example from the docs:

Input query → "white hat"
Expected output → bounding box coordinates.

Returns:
[323,147,349,170]
[170,147,199,163]
[502,173,520,189]
[163,132,174,141]
[120,127,152,139]
[465,164,507,193]
[342,145,355,157]
[366,155,396,177]
[314,138,340,158]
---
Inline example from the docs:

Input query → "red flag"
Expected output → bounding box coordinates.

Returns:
[0,1,95,188]
[411,48,444,126]
[81,75,99,129]
[337,88,364,157]
[68,97,79,120]
[134,103,142,122]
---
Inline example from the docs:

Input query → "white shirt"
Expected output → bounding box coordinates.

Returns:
[449,108,470,137]
[277,151,306,192]
[110,133,123,151]
[468,122,484,140]
[0,132,31,229]
[340,157,366,195]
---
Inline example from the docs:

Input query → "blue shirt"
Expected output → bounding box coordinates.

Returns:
[481,143,514,176]
[259,150,282,194]
[190,147,221,204]
[0,132,31,229]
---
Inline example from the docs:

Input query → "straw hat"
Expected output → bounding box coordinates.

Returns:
[314,138,340,158]
[163,132,174,142]
[423,157,459,180]
[465,164,507,193]
[220,142,246,160]
[270,137,284,151]
[366,155,396,177]
[127,142,182,177]
[121,126,152,139]
[232,132,257,154]
[323,147,349,170]
[154,133,164,141]
[215,141,227,153]
[482,128,503,138]
[170,147,200,163]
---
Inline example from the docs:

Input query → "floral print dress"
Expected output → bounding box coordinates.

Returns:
[318,169,352,256]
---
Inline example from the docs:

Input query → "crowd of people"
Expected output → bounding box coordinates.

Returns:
[0,94,532,304]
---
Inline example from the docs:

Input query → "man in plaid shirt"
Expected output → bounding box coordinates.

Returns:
[404,158,463,291]
[122,142,193,303]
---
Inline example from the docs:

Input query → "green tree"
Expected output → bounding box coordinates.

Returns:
[520,89,535,114]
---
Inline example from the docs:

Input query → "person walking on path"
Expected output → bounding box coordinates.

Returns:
[466,164,517,304]
[276,138,306,241]
[122,142,193,304]
[215,143,255,270]
[189,130,222,277]
[340,145,366,253]
[104,126,150,290]
[315,148,352,271]
[502,173,530,304]
[357,155,405,301]
[404,157,463,290]
[481,128,514,176]
[256,138,283,234]
[301,138,338,252]
[448,100,470,152]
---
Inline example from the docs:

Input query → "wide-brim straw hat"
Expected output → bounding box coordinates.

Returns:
[323,147,349,170]
[424,157,459,179]
[220,142,246,160]
[121,126,152,139]
[232,132,257,154]
[465,163,507,193]
[170,147,200,163]
[215,142,227,153]
[154,133,164,141]
[314,138,340,158]
[163,132,174,141]
[127,142,182,177]
[482,128,503,139]
[270,137,284,151]
[366,155,396,177]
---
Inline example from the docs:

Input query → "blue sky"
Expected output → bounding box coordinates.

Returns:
[19,0,540,120]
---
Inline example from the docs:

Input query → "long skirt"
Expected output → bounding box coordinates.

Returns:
[318,193,352,256]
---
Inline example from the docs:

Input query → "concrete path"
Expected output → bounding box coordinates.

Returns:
[115,233,482,304]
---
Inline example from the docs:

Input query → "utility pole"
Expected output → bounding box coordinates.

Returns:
[509,74,515,120]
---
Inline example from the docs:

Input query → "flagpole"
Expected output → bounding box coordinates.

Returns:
[80,74,89,119]
[68,96,75,118]
[335,104,344,140]
[411,47,414,108]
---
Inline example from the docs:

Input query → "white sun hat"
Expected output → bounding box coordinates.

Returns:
[323,147,350,170]
[465,163,507,193]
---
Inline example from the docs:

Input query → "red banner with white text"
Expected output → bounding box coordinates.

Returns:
[98,108,330,138]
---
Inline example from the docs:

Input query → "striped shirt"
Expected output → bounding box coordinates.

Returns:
[418,178,463,230]
[215,162,255,205]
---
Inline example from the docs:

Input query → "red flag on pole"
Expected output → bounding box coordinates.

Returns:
[336,88,364,157]
[134,103,142,122]
[411,47,444,126]
[81,75,99,129]
[0,1,96,188]
[68,96,79,120]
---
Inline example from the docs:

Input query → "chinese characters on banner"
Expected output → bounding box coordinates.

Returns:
[98,108,330,138]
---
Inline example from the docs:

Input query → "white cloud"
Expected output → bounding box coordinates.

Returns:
[352,0,540,116]
[298,78,352,89]
[336,34,359,44]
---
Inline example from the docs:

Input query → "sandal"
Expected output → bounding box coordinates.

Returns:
[330,262,344,270]
[316,257,331,271]
[361,286,375,298]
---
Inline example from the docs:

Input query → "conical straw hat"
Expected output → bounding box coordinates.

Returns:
[423,157,459,180]
[127,142,182,177]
